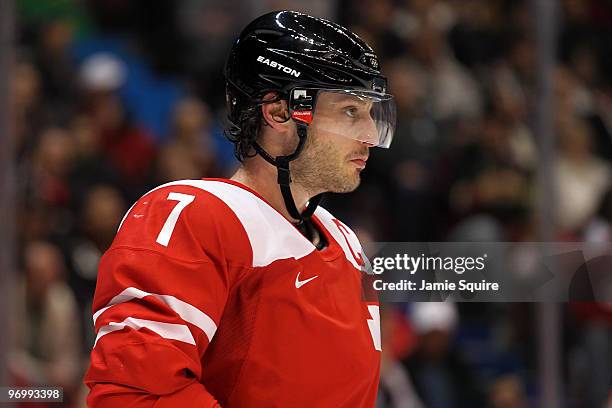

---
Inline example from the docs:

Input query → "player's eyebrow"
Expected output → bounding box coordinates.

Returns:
[331,95,369,106]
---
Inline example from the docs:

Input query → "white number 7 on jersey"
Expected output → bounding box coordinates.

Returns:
[156,192,195,247]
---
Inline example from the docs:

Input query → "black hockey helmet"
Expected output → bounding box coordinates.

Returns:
[224,11,396,221]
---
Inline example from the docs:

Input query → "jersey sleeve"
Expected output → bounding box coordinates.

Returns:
[84,184,252,407]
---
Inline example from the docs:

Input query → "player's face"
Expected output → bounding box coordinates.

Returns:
[291,93,377,194]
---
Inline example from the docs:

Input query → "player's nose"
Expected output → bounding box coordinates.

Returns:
[359,117,379,146]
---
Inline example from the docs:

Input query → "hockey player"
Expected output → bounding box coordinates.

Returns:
[85,10,396,407]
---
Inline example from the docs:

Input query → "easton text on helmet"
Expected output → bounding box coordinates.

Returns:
[257,56,301,78]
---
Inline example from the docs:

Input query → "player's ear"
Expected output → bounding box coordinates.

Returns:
[261,92,290,131]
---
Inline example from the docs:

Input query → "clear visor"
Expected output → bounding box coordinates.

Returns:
[311,89,396,148]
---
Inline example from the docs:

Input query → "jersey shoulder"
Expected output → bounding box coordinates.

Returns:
[113,179,255,265]
[114,179,315,267]
[313,206,366,270]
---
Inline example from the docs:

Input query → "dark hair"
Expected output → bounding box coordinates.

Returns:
[224,92,286,163]
[225,102,263,163]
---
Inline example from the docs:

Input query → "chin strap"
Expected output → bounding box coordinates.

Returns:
[253,121,323,223]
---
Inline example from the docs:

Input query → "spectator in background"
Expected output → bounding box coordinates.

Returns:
[13,62,48,159]
[346,0,400,57]
[403,302,484,408]
[78,53,156,200]
[554,115,611,236]
[436,113,532,240]
[63,185,126,349]
[34,19,78,121]
[156,97,218,183]
[68,114,120,206]
[20,127,76,241]
[377,306,424,408]
[488,374,528,408]
[24,127,74,209]
[177,0,249,109]
[9,241,83,403]
[487,64,536,172]
[406,18,483,122]
[570,303,612,407]
[584,188,612,242]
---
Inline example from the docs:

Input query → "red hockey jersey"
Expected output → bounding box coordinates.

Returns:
[84,178,381,407]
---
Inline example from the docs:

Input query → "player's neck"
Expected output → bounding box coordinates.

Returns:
[231,159,312,224]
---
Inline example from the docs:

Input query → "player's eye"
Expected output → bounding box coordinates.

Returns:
[343,106,359,118]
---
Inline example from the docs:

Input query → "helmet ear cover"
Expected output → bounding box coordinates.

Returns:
[288,88,317,125]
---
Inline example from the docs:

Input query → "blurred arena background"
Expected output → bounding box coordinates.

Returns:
[1,0,612,406]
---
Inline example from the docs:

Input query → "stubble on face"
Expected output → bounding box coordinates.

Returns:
[290,129,368,195]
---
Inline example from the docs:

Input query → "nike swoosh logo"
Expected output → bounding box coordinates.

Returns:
[295,272,319,288]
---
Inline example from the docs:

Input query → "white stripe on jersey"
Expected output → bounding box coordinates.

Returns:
[93,287,218,342]
[94,317,196,347]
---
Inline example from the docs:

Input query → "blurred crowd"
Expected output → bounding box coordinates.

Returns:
[8,0,612,406]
